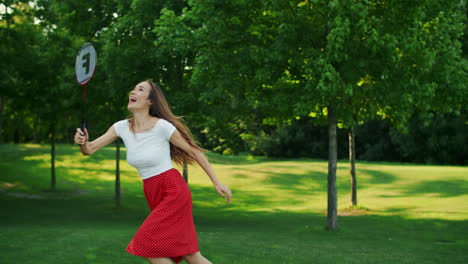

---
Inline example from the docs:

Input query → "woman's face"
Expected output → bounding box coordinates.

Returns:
[128,82,152,112]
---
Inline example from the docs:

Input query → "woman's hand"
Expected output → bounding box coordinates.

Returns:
[215,183,232,203]
[74,128,89,145]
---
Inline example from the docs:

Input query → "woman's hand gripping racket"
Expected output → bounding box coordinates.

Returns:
[74,128,89,145]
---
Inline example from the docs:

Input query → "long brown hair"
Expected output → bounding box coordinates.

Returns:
[129,80,204,166]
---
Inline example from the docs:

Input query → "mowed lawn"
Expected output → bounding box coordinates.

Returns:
[0,143,467,264]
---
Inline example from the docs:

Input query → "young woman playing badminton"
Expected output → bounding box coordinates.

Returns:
[74,81,232,264]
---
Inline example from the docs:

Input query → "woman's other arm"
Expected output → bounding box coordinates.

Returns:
[170,130,232,203]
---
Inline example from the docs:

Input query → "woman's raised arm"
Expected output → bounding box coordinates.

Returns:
[74,126,119,156]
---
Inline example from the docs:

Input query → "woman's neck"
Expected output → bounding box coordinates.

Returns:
[131,111,156,130]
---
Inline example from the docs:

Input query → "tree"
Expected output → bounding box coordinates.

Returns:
[158,0,467,230]
[1,0,75,190]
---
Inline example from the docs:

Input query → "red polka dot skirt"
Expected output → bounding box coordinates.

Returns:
[126,168,199,263]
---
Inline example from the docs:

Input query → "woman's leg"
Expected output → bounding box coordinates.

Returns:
[145,257,174,264]
[183,251,212,264]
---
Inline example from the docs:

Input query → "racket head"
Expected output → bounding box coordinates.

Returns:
[75,42,97,85]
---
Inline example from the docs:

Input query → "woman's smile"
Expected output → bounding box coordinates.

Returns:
[128,83,151,110]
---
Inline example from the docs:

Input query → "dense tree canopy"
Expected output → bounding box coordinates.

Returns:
[0,0,466,164]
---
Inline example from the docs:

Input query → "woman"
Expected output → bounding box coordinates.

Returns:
[74,81,232,264]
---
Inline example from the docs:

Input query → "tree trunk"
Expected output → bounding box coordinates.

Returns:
[14,114,21,143]
[0,96,3,143]
[34,117,42,143]
[178,55,188,184]
[51,124,56,191]
[183,162,188,183]
[349,127,357,206]
[327,105,338,230]
[115,140,121,208]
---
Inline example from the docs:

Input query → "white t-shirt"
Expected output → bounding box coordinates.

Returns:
[113,118,176,179]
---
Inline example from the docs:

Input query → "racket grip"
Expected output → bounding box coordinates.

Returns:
[81,119,86,132]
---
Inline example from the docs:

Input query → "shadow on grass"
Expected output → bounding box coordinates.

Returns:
[358,168,398,184]
[262,170,328,192]
[205,152,328,166]
[231,166,398,196]
[0,152,51,192]
[238,169,355,194]
[0,144,139,196]
[402,179,468,197]
[1,185,467,248]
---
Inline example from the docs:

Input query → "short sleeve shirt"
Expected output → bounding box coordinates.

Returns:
[113,118,176,179]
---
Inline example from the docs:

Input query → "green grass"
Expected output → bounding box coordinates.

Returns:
[0,143,467,264]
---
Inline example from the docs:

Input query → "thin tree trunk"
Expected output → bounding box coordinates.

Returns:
[0,96,3,143]
[115,140,121,208]
[183,162,188,183]
[174,53,188,184]
[327,105,338,230]
[178,55,188,184]
[51,124,56,191]
[14,114,21,143]
[349,127,357,206]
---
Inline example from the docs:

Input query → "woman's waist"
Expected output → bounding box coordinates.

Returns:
[141,167,178,181]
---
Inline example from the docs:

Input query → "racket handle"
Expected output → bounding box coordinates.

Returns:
[81,119,86,132]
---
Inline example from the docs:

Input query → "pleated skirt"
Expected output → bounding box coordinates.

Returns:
[126,168,199,263]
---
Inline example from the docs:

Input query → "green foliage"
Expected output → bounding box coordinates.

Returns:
[1,1,78,142]
[245,113,468,165]
[389,112,468,165]
[355,111,468,165]
[155,0,467,155]
[242,116,346,158]
[1,0,466,165]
